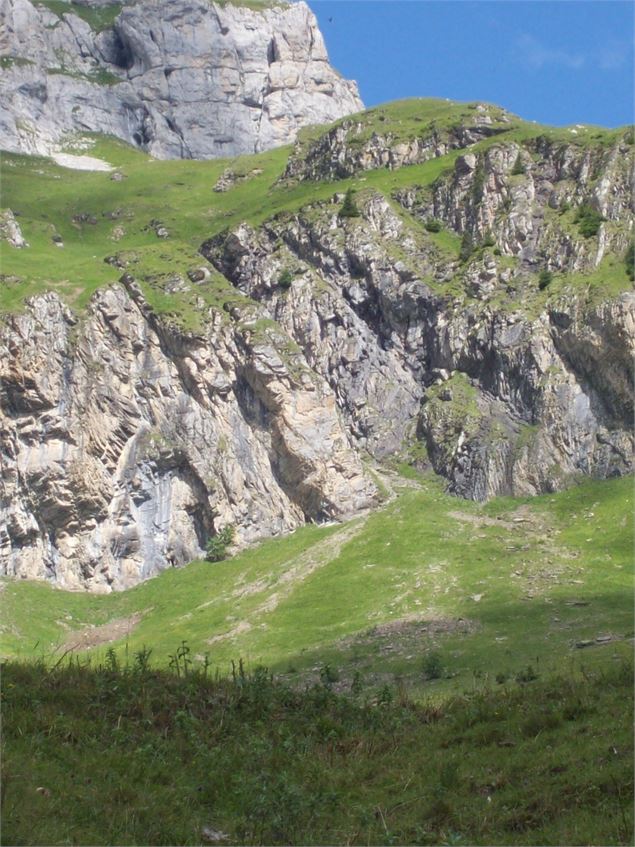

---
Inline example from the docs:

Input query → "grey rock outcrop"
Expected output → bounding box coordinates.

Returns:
[204,189,634,501]
[0,284,375,590]
[0,0,362,159]
[397,136,634,274]
[0,209,28,247]
[282,103,511,183]
[1,99,633,593]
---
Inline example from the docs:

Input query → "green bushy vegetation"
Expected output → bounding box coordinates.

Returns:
[538,269,553,290]
[574,205,605,238]
[511,153,526,175]
[278,268,295,288]
[339,187,361,218]
[2,655,632,845]
[625,242,634,281]
[205,525,235,562]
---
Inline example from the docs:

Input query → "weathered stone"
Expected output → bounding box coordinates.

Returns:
[203,188,634,502]
[0,209,28,248]
[0,0,363,159]
[0,286,375,591]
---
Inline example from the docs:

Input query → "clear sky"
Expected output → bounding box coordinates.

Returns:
[310,1,634,128]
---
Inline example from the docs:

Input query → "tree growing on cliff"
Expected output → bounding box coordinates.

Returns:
[511,153,526,175]
[339,188,361,219]
[625,242,634,281]
[538,269,553,290]
[206,525,235,562]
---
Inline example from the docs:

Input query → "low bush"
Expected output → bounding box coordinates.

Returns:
[278,269,294,289]
[538,269,553,290]
[625,242,634,282]
[206,524,235,562]
[574,204,604,238]
[422,651,443,680]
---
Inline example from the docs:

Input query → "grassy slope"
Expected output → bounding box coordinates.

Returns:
[2,473,632,697]
[2,655,633,846]
[2,100,632,322]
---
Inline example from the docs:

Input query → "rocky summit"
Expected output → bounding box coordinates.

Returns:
[0,0,362,158]
[0,90,633,591]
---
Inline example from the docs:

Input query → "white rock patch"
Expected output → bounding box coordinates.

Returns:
[51,153,113,171]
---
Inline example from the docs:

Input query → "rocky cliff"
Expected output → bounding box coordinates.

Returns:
[204,191,634,501]
[0,283,374,590]
[1,99,633,590]
[0,0,362,158]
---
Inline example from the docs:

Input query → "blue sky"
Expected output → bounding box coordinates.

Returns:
[310,1,634,127]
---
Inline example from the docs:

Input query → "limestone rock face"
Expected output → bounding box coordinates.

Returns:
[0,0,362,159]
[204,190,634,502]
[0,285,375,590]
[1,102,633,592]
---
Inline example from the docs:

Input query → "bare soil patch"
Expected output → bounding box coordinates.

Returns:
[62,613,144,651]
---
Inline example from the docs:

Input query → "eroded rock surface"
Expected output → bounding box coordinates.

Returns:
[0,0,362,158]
[1,104,633,592]
[204,188,634,501]
[0,285,375,590]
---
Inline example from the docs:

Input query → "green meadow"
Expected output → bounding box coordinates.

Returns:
[2,471,632,697]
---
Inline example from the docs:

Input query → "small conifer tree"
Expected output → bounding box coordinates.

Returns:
[339,188,360,219]
[511,153,526,175]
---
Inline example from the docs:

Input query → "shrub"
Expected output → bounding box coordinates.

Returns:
[425,218,442,233]
[319,664,339,687]
[459,231,474,262]
[278,269,294,289]
[574,204,604,238]
[538,269,553,290]
[515,664,539,684]
[422,652,443,680]
[481,232,495,248]
[471,165,486,201]
[206,524,235,562]
[339,188,360,219]
[511,153,525,175]
[625,242,634,281]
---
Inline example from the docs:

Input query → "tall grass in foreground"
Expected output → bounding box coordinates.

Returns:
[2,652,632,846]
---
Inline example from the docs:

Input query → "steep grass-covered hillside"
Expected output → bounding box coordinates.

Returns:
[2,472,632,694]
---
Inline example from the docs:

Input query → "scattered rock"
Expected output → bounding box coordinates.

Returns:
[187,267,211,283]
[201,826,230,843]
[0,209,28,248]
[72,213,98,226]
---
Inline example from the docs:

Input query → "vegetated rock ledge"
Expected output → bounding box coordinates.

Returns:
[203,188,634,502]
